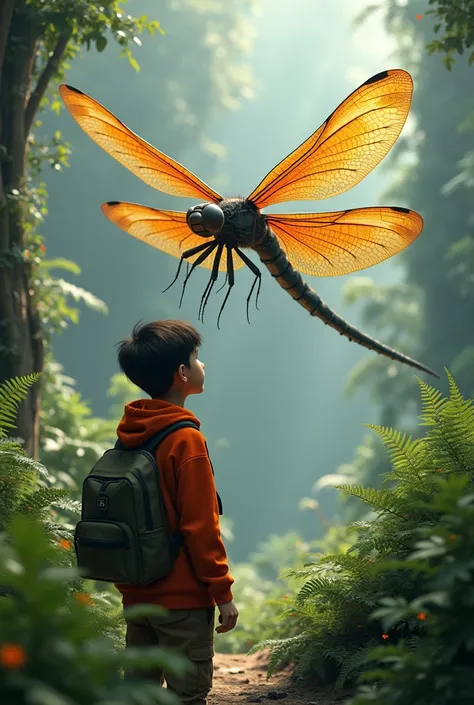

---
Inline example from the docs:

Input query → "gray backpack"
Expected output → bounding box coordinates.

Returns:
[74,420,200,585]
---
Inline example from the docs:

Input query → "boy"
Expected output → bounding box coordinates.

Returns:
[115,319,238,704]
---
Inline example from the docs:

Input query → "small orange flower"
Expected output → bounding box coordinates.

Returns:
[436,468,443,473]
[0,643,27,669]
[75,592,92,606]
[58,538,71,550]
[416,14,422,20]
[24,249,30,259]
[417,613,426,621]
[381,633,389,640]
[283,595,288,600]
[27,506,32,511]
[40,244,46,253]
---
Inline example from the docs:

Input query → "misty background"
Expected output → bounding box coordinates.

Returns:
[40,0,420,561]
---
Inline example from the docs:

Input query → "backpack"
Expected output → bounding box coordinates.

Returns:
[74,420,200,585]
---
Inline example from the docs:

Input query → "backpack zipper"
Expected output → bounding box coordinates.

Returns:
[75,519,131,547]
[88,472,153,532]
[132,469,153,531]
[78,537,126,548]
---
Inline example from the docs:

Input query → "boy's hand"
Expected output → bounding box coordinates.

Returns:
[216,599,239,633]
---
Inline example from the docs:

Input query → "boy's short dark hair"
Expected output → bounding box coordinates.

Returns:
[117,320,202,397]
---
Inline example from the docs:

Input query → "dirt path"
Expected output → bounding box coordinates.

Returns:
[209,651,349,705]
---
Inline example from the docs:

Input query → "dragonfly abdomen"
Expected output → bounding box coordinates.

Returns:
[254,228,438,378]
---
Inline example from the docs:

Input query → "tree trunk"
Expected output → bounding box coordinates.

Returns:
[0,1,43,458]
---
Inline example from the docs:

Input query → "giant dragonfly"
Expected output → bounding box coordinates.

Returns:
[60,69,438,378]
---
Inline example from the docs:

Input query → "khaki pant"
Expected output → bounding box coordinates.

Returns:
[124,606,215,705]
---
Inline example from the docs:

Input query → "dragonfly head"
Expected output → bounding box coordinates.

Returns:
[186,203,225,237]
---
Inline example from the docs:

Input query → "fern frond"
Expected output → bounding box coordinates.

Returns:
[365,425,426,489]
[0,450,49,479]
[292,640,326,682]
[335,485,409,518]
[325,644,374,690]
[0,374,42,437]
[417,377,449,427]
[420,373,474,475]
[253,634,310,678]
[42,521,75,541]
[296,576,347,605]
[287,558,344,581]
[0,439,24,453]
[17,487,71,513]
[52,498,81,515]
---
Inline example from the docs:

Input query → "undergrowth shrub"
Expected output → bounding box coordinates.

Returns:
[350,472,474,705]
[0,375,188,703]
[250,372,474,692]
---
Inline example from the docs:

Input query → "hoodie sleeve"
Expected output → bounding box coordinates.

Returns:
[175,452,234,605]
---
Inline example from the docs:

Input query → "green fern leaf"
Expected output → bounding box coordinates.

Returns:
[0,374,42,437]
[17,487,71,513]
[335,485,409,518]
[417,377,449,427]
[296,576,346,604]
[0,450,49,479]
[365,424,426,488]
[52,498,81,515]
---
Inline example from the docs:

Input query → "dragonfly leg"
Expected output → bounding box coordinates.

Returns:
[178,242,218,308]
[234,248,262,324]
[216,272,228,294]
[162,241,213,294]
[217,245,236,330]
[198,244,224,323]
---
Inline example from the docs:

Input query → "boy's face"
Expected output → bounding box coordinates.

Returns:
[180,348,205,395]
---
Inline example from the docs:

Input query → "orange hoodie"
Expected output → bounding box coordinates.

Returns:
[114,398,234,609]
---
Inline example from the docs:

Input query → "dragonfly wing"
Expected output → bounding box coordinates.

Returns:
[248,70,413,209]
[266,206,423,276]
[59,85,222,202]
[102,202,243,273]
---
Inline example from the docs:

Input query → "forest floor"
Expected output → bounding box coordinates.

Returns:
[209,651,351,705]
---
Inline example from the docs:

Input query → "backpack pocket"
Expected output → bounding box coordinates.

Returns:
[74,520,139,584]
[138,527,174,584]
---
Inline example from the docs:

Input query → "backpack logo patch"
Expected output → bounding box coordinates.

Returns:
[96,495,108,510]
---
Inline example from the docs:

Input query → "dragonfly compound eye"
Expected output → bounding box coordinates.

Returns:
[186,203,224,235]
[202,203,225,233]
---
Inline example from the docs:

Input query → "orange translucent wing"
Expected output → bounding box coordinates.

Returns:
[102,202,244,273]
[59,84,222,202]
[266,207,423,277]
[248,70,413,209]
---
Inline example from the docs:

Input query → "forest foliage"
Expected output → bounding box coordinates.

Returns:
[1,0,474,702]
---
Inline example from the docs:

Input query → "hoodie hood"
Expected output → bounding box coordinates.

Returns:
[116,398,201,448]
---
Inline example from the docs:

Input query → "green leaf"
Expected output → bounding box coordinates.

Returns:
[128,54,140,72]
[41,258,81,275]
[95,35,108,52]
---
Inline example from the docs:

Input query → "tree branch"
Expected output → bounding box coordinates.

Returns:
[25,33,70,135]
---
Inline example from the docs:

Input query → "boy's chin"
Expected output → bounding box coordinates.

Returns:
[188,384,204,395]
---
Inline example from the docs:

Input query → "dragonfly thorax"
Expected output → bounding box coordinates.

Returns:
[186,198,266,248]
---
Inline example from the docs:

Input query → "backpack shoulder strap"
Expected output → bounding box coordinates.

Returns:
[114,420,200,456]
